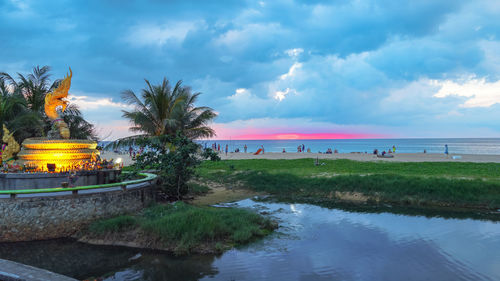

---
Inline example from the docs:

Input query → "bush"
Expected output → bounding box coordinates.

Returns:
[201,148,221,161]
[132,133,211,200]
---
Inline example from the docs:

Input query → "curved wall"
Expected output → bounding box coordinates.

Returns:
[0,183,154,242]
[0,170,121,190]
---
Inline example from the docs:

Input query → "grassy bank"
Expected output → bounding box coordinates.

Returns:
[83,202,275,255]
[197,159,500,210]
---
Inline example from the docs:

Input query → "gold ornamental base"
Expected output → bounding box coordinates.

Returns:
[17,138,99,172]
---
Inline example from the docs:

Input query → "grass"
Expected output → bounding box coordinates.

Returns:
[188,182,210,195]
[196,159,500,209]
[89,215,136,234]
[86,202,275,255]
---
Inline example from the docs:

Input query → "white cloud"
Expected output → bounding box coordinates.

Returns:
[274,88,294,101]
[68,94,131,110]
[433,77,500,108]
[280,62,302,80]
[126,21,199,47]
[285,48,304,58]
[214,23,285,52]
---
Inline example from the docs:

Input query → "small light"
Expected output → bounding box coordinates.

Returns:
[115,158,122,164]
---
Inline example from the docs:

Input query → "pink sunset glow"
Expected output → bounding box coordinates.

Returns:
[207,120,391,140]
[228,132,382,140]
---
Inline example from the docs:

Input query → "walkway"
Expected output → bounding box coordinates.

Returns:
[0,259,76,281]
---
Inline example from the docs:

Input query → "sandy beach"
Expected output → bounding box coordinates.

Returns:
[100,151,500,164]
[219,152,500,162]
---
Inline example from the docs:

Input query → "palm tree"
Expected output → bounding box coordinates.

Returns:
[0,66,97,141]
[62,104,98,140]
[172,88,216,139]
[121,78,216,139]
[0,66,55,113]
[0,78,42,142]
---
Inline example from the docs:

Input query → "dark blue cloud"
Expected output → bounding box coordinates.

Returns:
[1,0,499,138]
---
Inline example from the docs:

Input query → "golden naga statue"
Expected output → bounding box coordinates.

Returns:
[2,125,20,163]
[44,68,72,139]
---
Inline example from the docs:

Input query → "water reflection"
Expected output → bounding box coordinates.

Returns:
[0,200,499,280]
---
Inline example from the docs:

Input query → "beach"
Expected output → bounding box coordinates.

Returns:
[101,151,500,164]
[219,152,500,162]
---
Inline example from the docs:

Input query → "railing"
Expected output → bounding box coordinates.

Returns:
[0,172,157,198]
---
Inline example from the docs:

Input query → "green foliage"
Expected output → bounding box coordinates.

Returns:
[199,159,500,182]
[87,202,275,255]
[132,134,206,199]
[0,65,98,142]
[197,159,500,208]
[120,78,216,139]
[89,215,137,234]
[140,202,274,254]
[188,182,210,195]
[201,148,221,161]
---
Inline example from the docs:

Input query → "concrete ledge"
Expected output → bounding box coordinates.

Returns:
[0,182,155,242]
[0,169,121,190]
[0,258,77,281]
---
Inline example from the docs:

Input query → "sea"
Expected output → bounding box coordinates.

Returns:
[197,138,500,155]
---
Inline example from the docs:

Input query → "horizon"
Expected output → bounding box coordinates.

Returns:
[2,1,500,140]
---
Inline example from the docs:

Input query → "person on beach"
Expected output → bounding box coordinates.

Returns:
[283,148,286,153]
[225,144,228,155]
[445,144,449,157]
[302,144,305,152]
[244,144,247,153]
[217,144,220,152]
[261,145,265,154]
[392,145,396,153]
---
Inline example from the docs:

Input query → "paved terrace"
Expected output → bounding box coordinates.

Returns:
[0,259,76,281]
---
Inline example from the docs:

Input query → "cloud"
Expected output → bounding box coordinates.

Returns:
[1,0,500,139]
[126,21,201,47]
[433,77,500,108]
[68,94,131,110]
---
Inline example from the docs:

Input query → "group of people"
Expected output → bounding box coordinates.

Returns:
[325,148,338,154]
[373,145,397,156]
[297,144,306,152]
[128,146,145,159]
[209,142,250,155]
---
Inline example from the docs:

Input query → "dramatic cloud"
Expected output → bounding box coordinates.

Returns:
[1,0,500,139]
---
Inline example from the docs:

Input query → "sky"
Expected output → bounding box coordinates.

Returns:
[1,0,500,140]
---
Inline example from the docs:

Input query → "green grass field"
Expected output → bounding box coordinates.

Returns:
[87,202,275,254]
[197,159,500,209]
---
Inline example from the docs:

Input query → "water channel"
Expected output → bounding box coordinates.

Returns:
[1,199,499,280]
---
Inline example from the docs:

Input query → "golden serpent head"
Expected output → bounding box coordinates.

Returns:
[45,68,72,120]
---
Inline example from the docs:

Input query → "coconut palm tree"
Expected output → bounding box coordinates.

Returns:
[121,78,216,140]
[171,88,216,139]
[0,65,54,113]
[62,104,98,140]
[0,78,42,142]
[0,66,98,141]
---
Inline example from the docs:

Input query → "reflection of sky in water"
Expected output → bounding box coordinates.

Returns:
[2,200,498,280]
[202,199,500,281]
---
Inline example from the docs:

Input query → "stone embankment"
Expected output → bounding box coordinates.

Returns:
[0,184,154,242]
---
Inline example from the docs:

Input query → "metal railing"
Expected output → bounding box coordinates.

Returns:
[0,172,157,198]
